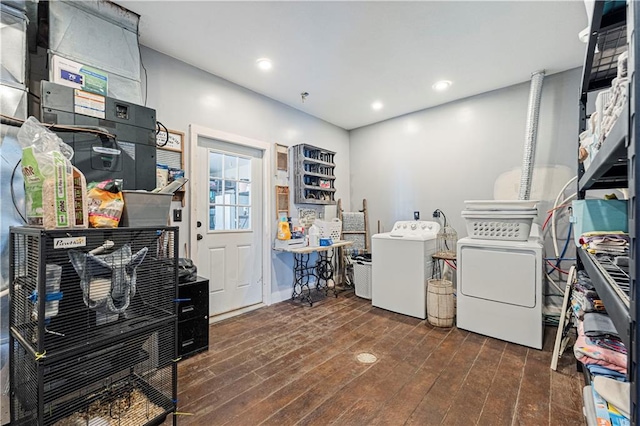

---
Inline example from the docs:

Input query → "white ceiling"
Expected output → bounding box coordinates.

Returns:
[117,1,588,130]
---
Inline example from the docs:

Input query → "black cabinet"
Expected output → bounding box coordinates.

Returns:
[178,277,209,359]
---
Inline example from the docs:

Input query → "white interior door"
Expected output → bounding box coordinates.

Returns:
[194,136,264,316]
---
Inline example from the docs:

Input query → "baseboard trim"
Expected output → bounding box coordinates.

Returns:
[209,303,266,324]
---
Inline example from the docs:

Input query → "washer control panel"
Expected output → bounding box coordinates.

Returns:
[390,221,440,237]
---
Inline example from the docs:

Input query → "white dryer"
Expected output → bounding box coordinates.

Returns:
[456,229,543,349]
[371,220,440,319]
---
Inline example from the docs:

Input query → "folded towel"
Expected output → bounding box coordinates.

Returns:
[574,322,627,373]
[585,365,627,382]
[593,376,630,419]
[583,313,619,338]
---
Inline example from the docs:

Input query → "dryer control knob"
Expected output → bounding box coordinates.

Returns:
[427,224,433,230]
[411,223,417,230]
[421,224,426,229]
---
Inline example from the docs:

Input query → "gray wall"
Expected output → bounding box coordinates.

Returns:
[141,46,350,302]
[349,68,581,239]
[115,48,583,305]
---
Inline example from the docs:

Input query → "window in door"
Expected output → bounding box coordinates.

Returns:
[208,151,251,231]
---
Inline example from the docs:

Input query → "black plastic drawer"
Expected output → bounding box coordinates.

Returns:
[178,317,209,359]
[178,278,209,321]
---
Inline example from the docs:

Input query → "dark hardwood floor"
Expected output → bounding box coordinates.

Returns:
[169,292,584,425]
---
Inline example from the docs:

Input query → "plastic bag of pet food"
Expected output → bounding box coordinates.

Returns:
[87,180,124,228]
[17,116,88,228]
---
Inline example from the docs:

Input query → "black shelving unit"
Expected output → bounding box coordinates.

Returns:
[630,1,640,421]
[577,0,637,422]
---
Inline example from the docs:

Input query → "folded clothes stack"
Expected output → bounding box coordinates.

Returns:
[572,270,627,380]
[574,315,627,377]
[598,75,628,148]
[571,271,606,320]
[579,232,629,255]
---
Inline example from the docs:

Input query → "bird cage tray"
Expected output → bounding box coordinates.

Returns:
[10,323,176,426]
[38,373,173,426]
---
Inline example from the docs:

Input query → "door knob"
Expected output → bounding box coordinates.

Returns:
[197,221,202,228]
[197,234,203,241]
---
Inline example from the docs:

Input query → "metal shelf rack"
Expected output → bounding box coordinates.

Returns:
[576,0,637,422]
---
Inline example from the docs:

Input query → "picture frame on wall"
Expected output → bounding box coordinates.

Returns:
[156,128,186,206]
[156,128,184,152]
[276,143,288,172]
[276,185,290,218]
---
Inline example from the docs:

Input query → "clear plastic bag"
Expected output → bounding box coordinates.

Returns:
[17,117,87,228]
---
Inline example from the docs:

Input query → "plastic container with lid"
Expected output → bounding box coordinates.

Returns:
[308,223,320,247]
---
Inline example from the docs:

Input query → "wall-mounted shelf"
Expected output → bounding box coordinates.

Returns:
[292,144,337,205]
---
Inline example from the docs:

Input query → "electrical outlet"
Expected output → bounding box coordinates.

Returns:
[414,211,420,220]
[173,209,182,222]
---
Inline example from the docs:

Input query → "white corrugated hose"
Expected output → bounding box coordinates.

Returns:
[518,70,546,200]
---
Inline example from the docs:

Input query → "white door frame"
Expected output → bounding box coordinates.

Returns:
[189,124,273,309]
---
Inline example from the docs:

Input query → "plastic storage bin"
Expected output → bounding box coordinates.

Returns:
[314,219,342,240]
[352,255,372,299]
[461,209,537,241]
[120,191,172,227]
[571,199,628,245]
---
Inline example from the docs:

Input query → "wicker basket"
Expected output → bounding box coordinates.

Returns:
[314,219,342,240]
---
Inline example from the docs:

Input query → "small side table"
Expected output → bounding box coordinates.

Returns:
[432,252,456,279]
[276,240,353,306]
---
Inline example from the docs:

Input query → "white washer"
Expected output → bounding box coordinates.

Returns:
[456,229,543,349]
[371,220,440,319]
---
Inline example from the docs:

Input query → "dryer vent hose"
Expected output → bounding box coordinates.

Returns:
[518,70,545,200]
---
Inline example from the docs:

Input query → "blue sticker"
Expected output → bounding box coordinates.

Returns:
[60,69,83,85]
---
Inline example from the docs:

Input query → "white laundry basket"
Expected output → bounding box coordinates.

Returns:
[314,219,342,240]
[462,208,537,241]
[352,256,372,299]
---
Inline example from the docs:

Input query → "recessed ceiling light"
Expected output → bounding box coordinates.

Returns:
[256,58,272,71]
[432,80,452,91]
[371,101,383,111]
